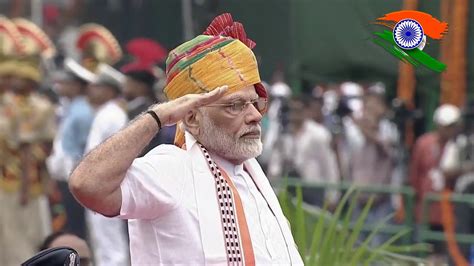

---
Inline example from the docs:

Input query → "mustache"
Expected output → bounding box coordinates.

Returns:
[239,125,261,137]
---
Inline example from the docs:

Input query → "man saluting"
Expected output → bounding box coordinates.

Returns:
[69,13,303,265]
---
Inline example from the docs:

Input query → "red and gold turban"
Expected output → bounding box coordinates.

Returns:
[76,23,122,72]
[12,18,56,83]
[0,16,23,76]
[163,13,267,146]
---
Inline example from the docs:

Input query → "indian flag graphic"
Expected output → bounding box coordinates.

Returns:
[373,10,448,72]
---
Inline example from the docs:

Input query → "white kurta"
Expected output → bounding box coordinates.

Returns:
[119,131,303,265]
[86,101,128,153]
[86,100,129,266]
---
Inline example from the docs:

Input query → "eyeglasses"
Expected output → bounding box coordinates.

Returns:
[206,98,268,116]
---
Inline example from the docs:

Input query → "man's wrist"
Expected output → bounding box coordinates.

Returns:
[146,110,162,130]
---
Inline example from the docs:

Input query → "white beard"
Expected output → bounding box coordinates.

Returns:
[198,112,262,163]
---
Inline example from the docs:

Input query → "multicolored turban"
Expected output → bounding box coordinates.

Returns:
[163,13,267,146]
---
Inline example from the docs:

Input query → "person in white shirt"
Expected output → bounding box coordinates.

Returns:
[46,58,95,240]
[69,13,303,265]
[345,92,400,247]
[267,97,340,206]
[83,63,129,266]
[439,105,474,260]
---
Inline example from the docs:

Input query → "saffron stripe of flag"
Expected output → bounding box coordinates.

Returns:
[376,10,448,40]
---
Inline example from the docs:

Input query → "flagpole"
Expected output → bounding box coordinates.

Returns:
[440,0,468,106]
[396,0,417,148]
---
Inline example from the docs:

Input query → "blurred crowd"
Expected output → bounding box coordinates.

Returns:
[0,16,175,265]
[259,78,474,263]
[0,10,473,266]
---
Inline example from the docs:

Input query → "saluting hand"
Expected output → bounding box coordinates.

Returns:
[150,85,229,127]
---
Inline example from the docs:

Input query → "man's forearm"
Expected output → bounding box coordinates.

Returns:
[69,112,159,215]
[69,86,228,215]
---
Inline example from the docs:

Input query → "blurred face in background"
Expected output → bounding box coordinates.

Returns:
[288,99,306,133]
[437,122,461,141]
[48,234,92,266]
[363,94,387,122]
[10,77,35,95]
[55,79,84,99]
[306,98,324,123]
[87,84,118,106]
[123,77,147,101]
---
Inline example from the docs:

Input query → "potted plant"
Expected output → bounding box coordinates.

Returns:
[278,185,428,265]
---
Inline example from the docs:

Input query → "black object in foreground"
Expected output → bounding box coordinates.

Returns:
[21,247,80,266]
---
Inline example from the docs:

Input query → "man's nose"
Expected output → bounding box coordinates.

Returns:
[245,103,262,124]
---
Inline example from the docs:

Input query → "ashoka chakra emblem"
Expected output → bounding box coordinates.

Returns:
[393,19,424,50]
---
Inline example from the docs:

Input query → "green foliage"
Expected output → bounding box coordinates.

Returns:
[278,185,428,266]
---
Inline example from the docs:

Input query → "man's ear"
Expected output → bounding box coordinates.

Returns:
[182,108,201,136]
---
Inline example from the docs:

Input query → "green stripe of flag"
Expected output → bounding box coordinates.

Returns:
[372,34,419,66]
[373,30,446,73]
